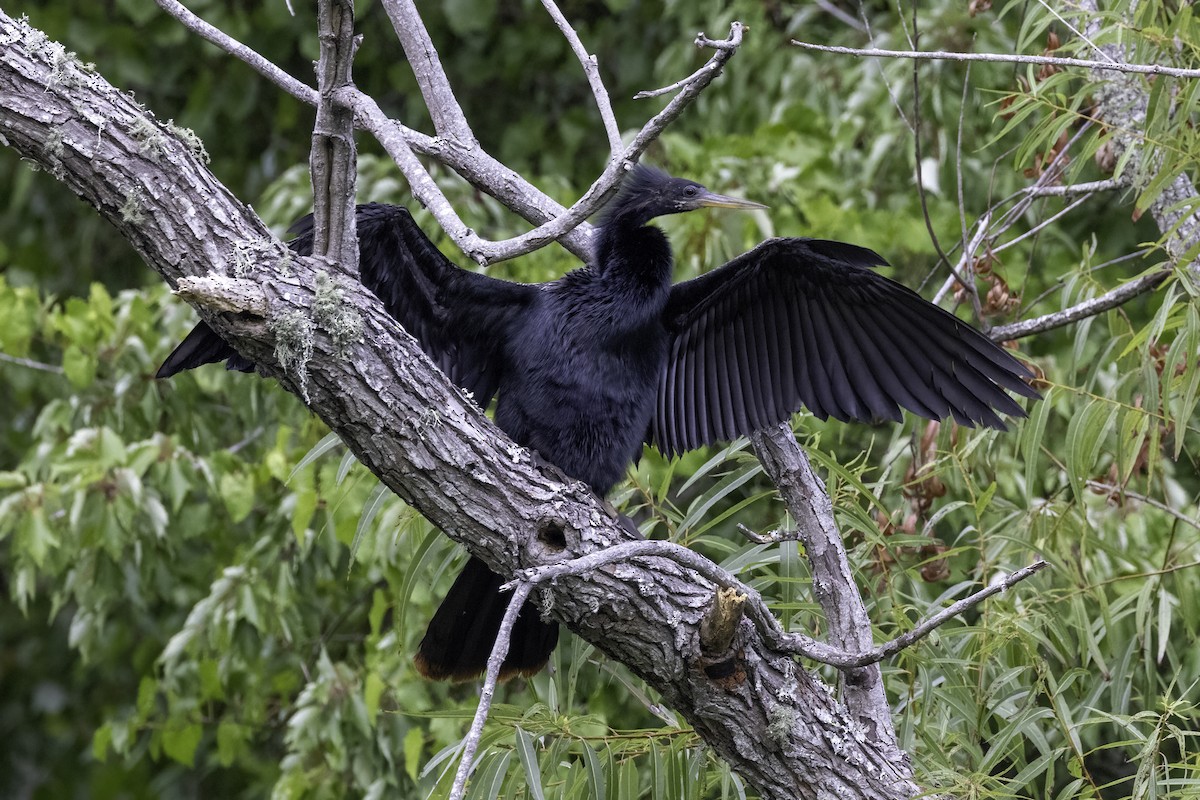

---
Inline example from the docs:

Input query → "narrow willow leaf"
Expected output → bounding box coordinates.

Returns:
[806,447,889,514]
[335,447,359,485]
[1156,589,1177,665]
[350,482,390,570]
[581,742,606,800]
[1117,406,1150,484]
[466,750,512,800]
[1020,385,1053,499]
[514,727,545,800]
[1064,398,1117,504]
[1172,304,1200,458]
[650,740,666,800]
[288,431,341,483]
[676,463,762,536]
[1120,281,1180,359]
[678,438,750,494]
[397,527,452,638]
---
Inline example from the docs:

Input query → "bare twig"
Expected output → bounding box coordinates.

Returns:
[508,532,1047,671]
[736,523,794,545]
[380,0,476,144]
[1087,481,1200,533]
[789,40,1200,79]
[624,24,745,155]
[987,267,1171,341]
[405,21,749,265]
[1018,248,1151,316]
[541,0,622,155]
[868,561,1050,661]
[335,89,482,259]
[909,27,982,322]
[991,192,1095,255]
[507,539,853,666]
[153,2,745,268]
[0,352,65,374]
[153,0,318,105]
[635,61,720,99]
[448,582,533,800]
[932,125,1095,306]
[153,0,592,261]
[1028,178,1124,197]
[635,24,745,98]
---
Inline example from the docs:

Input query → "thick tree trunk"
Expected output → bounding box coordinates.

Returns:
[0,13,924,799]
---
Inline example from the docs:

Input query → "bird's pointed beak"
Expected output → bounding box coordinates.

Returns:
[695,190,768,211]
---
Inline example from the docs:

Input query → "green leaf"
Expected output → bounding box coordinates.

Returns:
[216,720,246,768]
[20,507,58,567]
[975,481,998,517]
[219,471,256,523]
[92,722,112,762]
[0,470,27,490]
[162,721,203,767]
[363,671,385,725]
[368,588,389,638]
[136,676,158,720]
[62,344,96,388]
[198,658,223,701]
[467,749,512,800]
[291,483,318,540]
[403,726,424,784]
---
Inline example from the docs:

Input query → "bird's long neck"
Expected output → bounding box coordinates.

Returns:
[592,220,674,299]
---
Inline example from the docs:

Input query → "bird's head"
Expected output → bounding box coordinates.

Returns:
[600,165,767,228]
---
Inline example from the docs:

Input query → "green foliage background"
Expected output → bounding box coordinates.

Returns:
[2,1,1199,798]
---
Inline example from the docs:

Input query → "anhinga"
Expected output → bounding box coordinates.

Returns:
[158,165,1039,681]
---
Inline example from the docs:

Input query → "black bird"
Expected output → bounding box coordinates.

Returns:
[157,165,1039,681]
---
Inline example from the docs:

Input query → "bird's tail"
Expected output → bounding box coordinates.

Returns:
[414,555,559,682]
[155,320,255,378]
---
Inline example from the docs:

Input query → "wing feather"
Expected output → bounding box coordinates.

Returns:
[651,238,1039,453]
[159,203,535,408]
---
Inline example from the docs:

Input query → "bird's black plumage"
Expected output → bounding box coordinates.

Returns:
[157,165,1039,681]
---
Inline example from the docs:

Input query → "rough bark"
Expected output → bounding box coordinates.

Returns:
[753,425,904,759]
[0,13,923,800]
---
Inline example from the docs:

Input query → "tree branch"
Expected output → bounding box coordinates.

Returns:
[988,268,1172,341]
[750,425,901,754]
[379,0,476,144]
[153,0,319,106]
[790,39,1200,79]
[449,582,533,800]
[310,0,360,273]
[540,0,622,156]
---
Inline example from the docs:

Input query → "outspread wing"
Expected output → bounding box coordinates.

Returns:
[158,203,534,407]
[650,238,1040,455]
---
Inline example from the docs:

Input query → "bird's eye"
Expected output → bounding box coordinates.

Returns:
[684,186,699,196]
